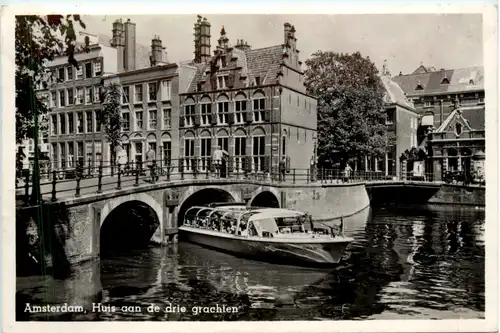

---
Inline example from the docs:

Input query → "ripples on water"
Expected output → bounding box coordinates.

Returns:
[16,205,485,321]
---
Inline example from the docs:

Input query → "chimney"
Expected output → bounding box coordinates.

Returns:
[111,19,125,72]
[194,16,211,64]
[217,25,229,51]
[381,59,391,76]
[150,35,166,66]
[124,18,136,71]
[284,22,292,45]
[235,39,251,51]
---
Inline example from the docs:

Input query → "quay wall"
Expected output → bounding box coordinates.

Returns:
[282,183,370,220]
[427,184,485,206]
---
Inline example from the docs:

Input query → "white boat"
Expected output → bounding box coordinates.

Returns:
[179,203,355,267]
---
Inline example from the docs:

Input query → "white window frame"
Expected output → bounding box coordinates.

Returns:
[252,98,265,122]
[200,103,211,126]
[235,100,246,124]
[122,112,130,132]
[93,61,102,76]
[234,136,246,172]
[122,86,130,105]
[93,86,100,103]
[85,86,93,104]
[147,82,157,102]
[162,108,171,129]
[135,110,144,131]
[134,84,143,103]
[76,65,83,79]
[217,75,228,90]
[148,109,157,130]
[184,104,195,127]
[217,101,229,125]
[161,80,171,101]
[76,88,84,105]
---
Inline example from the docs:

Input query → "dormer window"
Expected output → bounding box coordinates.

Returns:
[217,58,223,68]
[217,75,228,89]
[455,123,462,136]
[254,76,261,86]
[469,79,475,85]
[415,84,424,90]
[441,77,450,84]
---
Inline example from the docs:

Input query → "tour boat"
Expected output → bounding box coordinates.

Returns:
[179,204,354,267]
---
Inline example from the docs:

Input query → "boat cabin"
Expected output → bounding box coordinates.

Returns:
[183,206,333,238]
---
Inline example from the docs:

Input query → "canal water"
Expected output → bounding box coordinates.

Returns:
[16,204,485,321]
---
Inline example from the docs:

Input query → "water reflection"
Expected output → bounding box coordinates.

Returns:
[16,205,485,321]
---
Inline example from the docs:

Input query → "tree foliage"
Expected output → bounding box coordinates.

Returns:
[101,83,123,163]
[304,51,389,167]
[15,15,87,145]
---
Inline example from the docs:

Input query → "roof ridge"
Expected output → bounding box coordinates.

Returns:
[394,65,484,78]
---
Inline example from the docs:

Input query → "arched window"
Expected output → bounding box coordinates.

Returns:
[282,129,287,156]
[183,97,195,127]
[252,127,266,172]
[161,133,171,167]
[217,94,229,125]
[234,128,247,172]
[200,130,212,171]
[455,122,463,136]
[200,96,211,126]
[234,92,247,124]
[252,91,266,122]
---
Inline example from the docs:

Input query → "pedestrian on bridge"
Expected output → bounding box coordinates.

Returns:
[116,145,128,176]
[213,145,229,178]
[146,146,157,182]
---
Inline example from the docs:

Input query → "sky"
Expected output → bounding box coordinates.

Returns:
[81,14,483,75]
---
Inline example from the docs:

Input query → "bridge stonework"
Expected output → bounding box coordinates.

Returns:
[15,179,484,271]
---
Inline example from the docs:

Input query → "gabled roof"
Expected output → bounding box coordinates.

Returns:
[412,65,436,74]
[436,109,473,133]
[380,75,415,111]
[186,45,283,93]
[393,66,484,96]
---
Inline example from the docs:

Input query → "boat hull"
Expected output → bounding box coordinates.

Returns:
[179,227,352,267]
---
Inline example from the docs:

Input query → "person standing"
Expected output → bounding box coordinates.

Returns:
[279,157,286,182]
[116,144,128,175]
[344,163,352,183]
[146,145,156,182]
[212,145,228,178]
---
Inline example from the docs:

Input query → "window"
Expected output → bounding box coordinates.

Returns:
[67,89,74,105]
[76,88,84,104]
[85,141,93,166]
[94,61,102,76]
[424,101,432,107]
[386,110,394,125]
[59,113,66,135]
[66,66,73,80]
[122,86,130,104]
[254,76,261,86]
[51,143,57,164]
[60,143,66,169]
[252,136,266,172]
[200,138,212,171]
[58,68,65,81]
[134,85,143,103]
[234,137,246,171]
[216,137,227,152]
[162,141,171,166]
[478,97,485,104]
[76,65,83,79]
[51,114,57,135]
[95,141,102,164]
[217,76,228,89]
[161,80,171,101]
[441,78,450,84]
[415,84,424,90]
[68,113,74,134]
[253,98,265,122]
[85,87,93,104]
[67,143,74,168]
[184,138,195,171]
[136,111,143,130]
[77,112,83,133]
[50,92,56,107]
[122,112,130,131]
[235,99,246,124]
[148,82,157,101]
[95,110,102,132]
[149,110,157,129]
[282,135,286,155]
[134,142,143,165]
[85,111,93,133]
[455,123,462,136]
[93,87,100,102]
[469,79,475,85]
[184,105,195,127]
[85,63,92,78]
[77,142,83,164]
[59,90,66,107]
[163,108,171,129]
[217,101,229,124]
[201,103,211,125]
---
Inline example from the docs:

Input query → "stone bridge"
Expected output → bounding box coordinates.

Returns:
[15,177,484,272]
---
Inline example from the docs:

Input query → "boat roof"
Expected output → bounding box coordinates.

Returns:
[248,209,305,221]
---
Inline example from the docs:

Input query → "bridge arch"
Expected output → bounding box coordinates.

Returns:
[99,193,163,254]
[249,187,281,208]
[177,187,238,226]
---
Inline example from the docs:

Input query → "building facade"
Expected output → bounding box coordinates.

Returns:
[179,21,317,176]
[44,20,151,176]
[393,64,485,180]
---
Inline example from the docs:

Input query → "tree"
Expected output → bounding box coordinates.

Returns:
[16,15,88,204]
[304,51,388,168]
[101,83,123,173]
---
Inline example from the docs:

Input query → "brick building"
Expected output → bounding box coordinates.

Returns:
[393,64,485,180]
[44,19,150,176]
[179,19,317,176]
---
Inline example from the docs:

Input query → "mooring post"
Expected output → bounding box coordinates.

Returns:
[97,164,103,194]
[51,170,57,201]
[116,168,122,190]
[24,169,30,203]
[75,174,81,197]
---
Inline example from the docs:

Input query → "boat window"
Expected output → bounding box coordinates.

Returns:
[247,222,258,237]
[254,218,279,236]
[276,215,307,233]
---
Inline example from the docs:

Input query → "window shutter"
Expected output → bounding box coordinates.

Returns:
[194,114,201,127]
[286,156,291,172]
[244,156,252,173]
[210,104,218,125]
[263,156,270,173]
[245,110,252,123]
[264,109,271,122]
[179,116,185,127]
[228,112,235,125]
